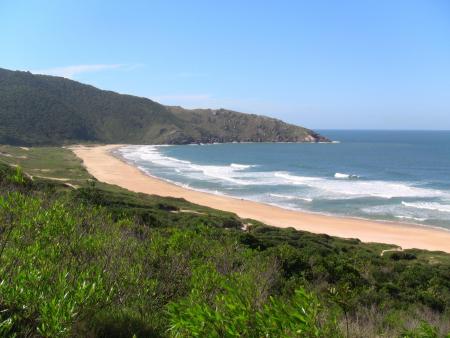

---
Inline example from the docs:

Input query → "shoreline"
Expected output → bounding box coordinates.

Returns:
[72,144,450,253]
[115,150,450,234]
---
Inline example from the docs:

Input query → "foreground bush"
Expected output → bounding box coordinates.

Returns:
[168,265,339,337]
[0,164,448,337]
[0,192,119,336]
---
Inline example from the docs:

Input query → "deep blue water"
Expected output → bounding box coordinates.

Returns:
[118,130,450,230]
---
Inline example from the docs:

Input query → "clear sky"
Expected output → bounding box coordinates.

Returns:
[1,0,449,129]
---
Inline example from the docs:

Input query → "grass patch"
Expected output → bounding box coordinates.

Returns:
[0,145,90,184]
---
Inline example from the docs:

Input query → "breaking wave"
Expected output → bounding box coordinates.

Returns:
[269,193,313,202]
[334,172,359,179]
[119,145,260,186]
[230,163,256,169]
[274,172,445,199]
[395,215,427,222]
[117,144,450,229]
[401,201,450,213]
[120,146,448,199]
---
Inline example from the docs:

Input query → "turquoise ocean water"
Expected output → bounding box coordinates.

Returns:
[117,130,450,230]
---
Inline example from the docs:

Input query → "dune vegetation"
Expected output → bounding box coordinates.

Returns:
[0,147,449,337]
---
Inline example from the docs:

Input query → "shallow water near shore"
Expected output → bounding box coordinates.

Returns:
[117,130,450,230]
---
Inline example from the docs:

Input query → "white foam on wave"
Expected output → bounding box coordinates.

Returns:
[334,172,359,179]
[119,146,450,228]
[395,215,427,222]
[189,164,251,185]
[269,193,297,200]
[363,202,450,225]
[274,172,319,183]
[274,172,447,199]
[362,204,430,222]
[120,146,260,186]
[119,145,191,167]
[230,163,256,169]
[120,146,448,201]
[269,193,313,202]
[401,201,450,213]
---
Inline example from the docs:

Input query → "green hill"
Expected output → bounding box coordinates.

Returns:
[0,68,328,145]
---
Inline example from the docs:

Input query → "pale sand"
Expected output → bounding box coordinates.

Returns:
[72,145,450,253]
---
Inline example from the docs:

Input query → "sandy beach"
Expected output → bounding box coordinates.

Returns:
[72,145,450,253]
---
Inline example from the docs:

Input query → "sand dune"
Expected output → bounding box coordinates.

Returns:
[72,145,450,253]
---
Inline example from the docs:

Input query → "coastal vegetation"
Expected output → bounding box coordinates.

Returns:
[0,146,449,337]
[0,68,328,146]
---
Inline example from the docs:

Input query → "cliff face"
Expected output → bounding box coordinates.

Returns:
[0,68,329,145]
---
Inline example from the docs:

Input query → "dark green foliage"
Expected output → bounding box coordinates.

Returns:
[401,321,446,338]
[0,192,116,337]
[167,265,338,337]
[390,251,418,261]
[73,181,244,229]
[0,163,449,337]
[0,68,327,146]
[0,163,34,194]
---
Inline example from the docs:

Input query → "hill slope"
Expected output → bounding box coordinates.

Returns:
[0,68,328,145]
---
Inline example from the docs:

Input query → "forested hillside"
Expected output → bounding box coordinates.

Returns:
[0,68,328,146]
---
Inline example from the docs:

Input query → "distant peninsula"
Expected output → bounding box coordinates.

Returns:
[0,68,329,146]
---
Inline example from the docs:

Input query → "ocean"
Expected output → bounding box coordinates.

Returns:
[117,130,450,230]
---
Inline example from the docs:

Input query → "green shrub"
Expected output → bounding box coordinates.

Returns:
[0,162,449,337]
[168,265,339,337]
[401,321,442,338]
[0,193,116,337]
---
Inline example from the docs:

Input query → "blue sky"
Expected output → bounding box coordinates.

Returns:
[1,0,449,129]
